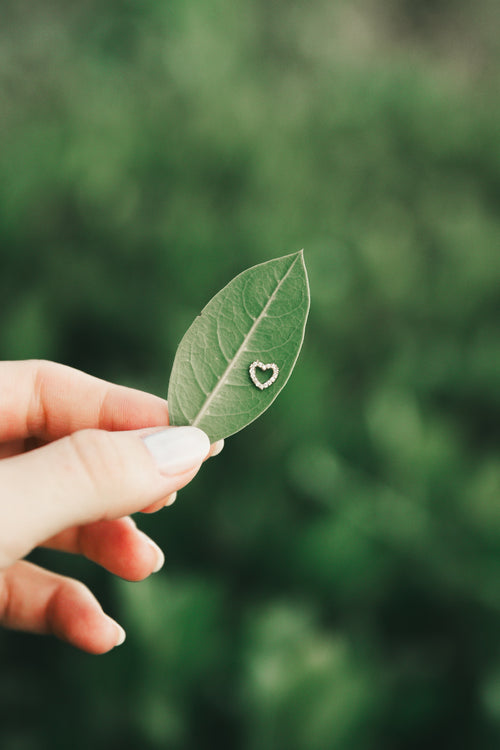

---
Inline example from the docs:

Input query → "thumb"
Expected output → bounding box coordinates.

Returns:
[0,426,210,569]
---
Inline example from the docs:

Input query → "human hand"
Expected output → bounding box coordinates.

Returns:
[0,360,222,654]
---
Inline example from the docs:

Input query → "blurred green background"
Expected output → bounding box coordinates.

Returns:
[1,0,500,747]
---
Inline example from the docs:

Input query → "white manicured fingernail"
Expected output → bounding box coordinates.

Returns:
[210,439,225,457]
[114,623,126,647]
[166,491,177,506]
[150,540,165,572]
[137,530,165,571]
[142,427,210,476]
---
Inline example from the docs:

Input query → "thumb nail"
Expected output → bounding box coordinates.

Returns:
[142,427,210,476]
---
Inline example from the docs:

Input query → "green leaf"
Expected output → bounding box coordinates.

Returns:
[167,251,310,442]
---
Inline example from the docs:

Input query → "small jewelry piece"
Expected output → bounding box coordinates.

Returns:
[249,361,280,390]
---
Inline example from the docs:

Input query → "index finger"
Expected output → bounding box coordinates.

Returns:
[0,360,170,442]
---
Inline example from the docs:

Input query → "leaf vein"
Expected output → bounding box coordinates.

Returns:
[191,256,300,427]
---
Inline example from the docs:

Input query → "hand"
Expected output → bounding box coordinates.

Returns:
[0,360,222,654]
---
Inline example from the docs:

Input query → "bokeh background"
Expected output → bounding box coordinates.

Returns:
[1,0,500,747]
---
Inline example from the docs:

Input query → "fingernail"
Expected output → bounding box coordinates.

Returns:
[114,623,126,647]
[150,539,165,573]
[142,427,210,476]
[166,491,177,507]
[137,530,165,571]
[210,439,225,457]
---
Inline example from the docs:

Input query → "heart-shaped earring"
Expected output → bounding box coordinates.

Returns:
[249,361,280,390]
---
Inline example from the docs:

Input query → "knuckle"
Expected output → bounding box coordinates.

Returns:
[46,578,95,635]
[28,359,54,389]
[27,358,51,371]
[27,359,56,435]
[66,429,127,497]
[61,578,91,602]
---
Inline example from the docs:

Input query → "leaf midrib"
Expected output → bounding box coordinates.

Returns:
[191,255,300,427]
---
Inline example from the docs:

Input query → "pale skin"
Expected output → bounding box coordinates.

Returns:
[0,360,222,655]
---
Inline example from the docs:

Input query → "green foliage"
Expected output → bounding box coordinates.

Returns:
[1,0,500,748]
[168,251,310,441]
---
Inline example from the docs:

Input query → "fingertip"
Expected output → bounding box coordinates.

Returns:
[166,490,177,507]
[209,439,224,458]
[81,617,126,655]
[48,580,122,655]
[112,620,126,647]
[140,491,177,513]
[89,617,127,653]
[138,531,164,573]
